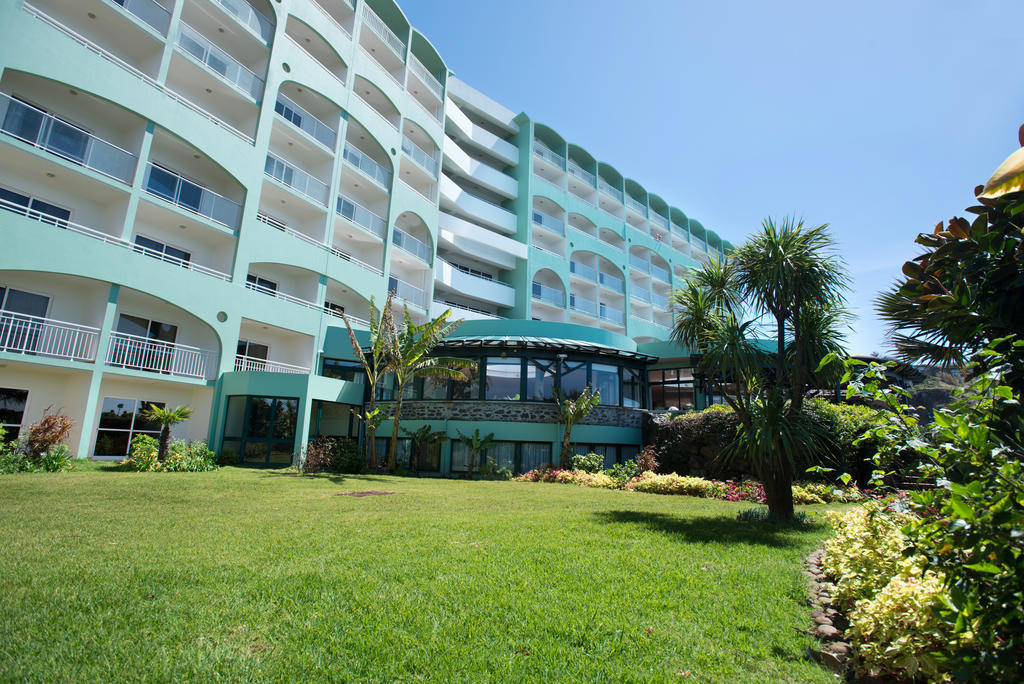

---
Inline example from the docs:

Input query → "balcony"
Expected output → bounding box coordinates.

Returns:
[245,280,322,313]
[531,281,564,307]
[392,227,431,264]
[631,287,651,304]
[343,143,392,188]
[401,135,438,176]
[143,163,242,228]
[652,292,671,309]
[599,179,623,203]
[211,0,274,43]
[106,331,216,380]
[569,260,597,282]
[360,3,406,63]
[176,21,264,100]
[569,293,597,317]
[0,310,99,362]
[533,141,565,170]
[435,260,514,308]
[651,213,669,230]
[432,299,501,321]
[111,0,171,35]
[234,354,310,374]
[532,209,564,236]
[625,196,647,217]
[599,303,624,326]
[651,264,671,284]
[265,153,329,206]
[388,276,426,309]
[0,92,137,184]
[599,272,624,294]
[275,93,337,149]
[567,160,596,187]
[336,193,387,238]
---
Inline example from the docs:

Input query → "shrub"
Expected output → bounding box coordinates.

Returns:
[570,451,604,473]
[123,435,160,472]
[712,479,766,503]
[636,444,659,473]
[792,481,863,504]
[657,405,739,475]
[553,469,617,488]
[604,460,639,487]
[162,441,217,472]
[631,472,717,497]
[301,437,335,474]
[479,457,512,480]
[330,438,363,474]
[515,467,563,483]
[736,507,815,524]
[24,406,73,458]
[822,500,916,610]
[847,569,955,681]
[38,444,73,473]
[218,448,239,467]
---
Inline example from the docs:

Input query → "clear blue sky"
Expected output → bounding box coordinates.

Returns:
[401,0,1024,354]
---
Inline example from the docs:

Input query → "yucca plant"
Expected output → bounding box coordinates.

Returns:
[384,305,466,473]
[672,217,851,517]
[141,404,193,461]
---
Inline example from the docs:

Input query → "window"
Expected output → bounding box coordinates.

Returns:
[591,363,619,406]
[559,359,587,398]
[235,340,269,371]
[110,314,178,372]
[220,395,299,467]
[649,368,696,410]
[146,164,203,213]
[0,97,89,166]
[0,388,29,442]
[450,361,480,400]
[520,442,553,473]
[525,358,556,401]
[622,367,643,408]
[485,357,521,400]
[448,261,493,281]
[450,440,515,473]
[321,358,364,382]
[1,286,50,317]
[309,400,357,439]
[0,186,70,228]
[133,235,190,265]
[94,397,165,457]
[0,286,50,354]
[374,437,412,470]
[246,274,278,293]
[274,99,302,128]
[324,300,345,317]
[265,155,294,186]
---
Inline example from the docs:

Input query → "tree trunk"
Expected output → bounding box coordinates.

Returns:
[467,449,475,479]
[158,426,171,461]
[760,467,795,518]
[364,398,377,471]
[560,424,572,469]
[387,394,404,472]
[776,312,786,389]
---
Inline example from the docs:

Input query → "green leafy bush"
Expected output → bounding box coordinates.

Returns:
[0,425,75,473]
[555,469,617,488]
[604,460,638,487]
[823,500,916,610]
[330,438,363,474]
[570,451,604,473]
[301,437,335,474]
[631,472,718,497]
[162,441,217,472]
[791,482,863,505]
[123,435,160,472]
[38,444,73,473]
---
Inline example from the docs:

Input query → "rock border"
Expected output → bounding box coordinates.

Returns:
[803,548,852,674]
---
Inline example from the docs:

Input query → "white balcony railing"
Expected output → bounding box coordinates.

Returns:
[265,153,329,206]
[392,227,431,264]
[111,0,171,35]
[212,0,274,43]
[651,213,669,230]
[360,3,406,62]
[567,160,596,187]
[246,281,321,312]
[569,293,597,316]
[408,55,443,99]
[336,192,387,238]
[388,276,426,309]
[533,140,566,170]
[0,92,138,184]
[0,310,99,362]
[106,331,216,379]
[144,163,242,228]
[1,196,231,280]
[23,3,255,145]
[275,93,337,149]
[599,304,625,325]
[651,264,671,284]
[599,179,624,203]
[309,0,352,39]
[401,135,438,176]
[255,212,383,276]
[569,260,597,282]
[343,143,392,188]
[599,271,624,293]
[631,287,652,304]
[234,354,309,374]
[625,195,647,216]
[434,299,503,320]
[176,21,264,100]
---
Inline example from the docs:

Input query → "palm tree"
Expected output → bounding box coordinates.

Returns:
[672,217,850,517]
[384,305,466,472]
[400,425,449,474]
[141,404,193,460]
[555,386,601,469]
[342,292,397,471]
[455,428,497,479]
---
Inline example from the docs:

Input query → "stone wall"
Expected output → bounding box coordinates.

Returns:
[379,401,644,428]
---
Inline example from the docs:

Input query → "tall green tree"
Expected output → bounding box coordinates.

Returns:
[384,305,465,472]
[554,386,600,469]
[672,218,851,517]
[141,404,193,460]
[342,292,396,471]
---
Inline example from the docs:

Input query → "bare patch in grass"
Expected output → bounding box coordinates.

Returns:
[333,490,396,497]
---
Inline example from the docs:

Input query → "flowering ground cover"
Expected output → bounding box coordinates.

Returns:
[0,463,838,682]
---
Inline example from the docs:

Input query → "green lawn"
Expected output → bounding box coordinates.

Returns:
[0,465,834,682]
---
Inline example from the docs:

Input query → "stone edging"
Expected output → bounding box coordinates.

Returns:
[803,548,852,674]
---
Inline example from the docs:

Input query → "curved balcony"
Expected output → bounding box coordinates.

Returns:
[275,94,337,149]
[0,310,99,362]
[112,0,172,35]
[532,209,564,237]
[336,192,387,238]
[401,135,438,176]
[388,276,426,309]
[265,153,329,206]
[176,21,264,100]
[0,92,138,184]
[343,143,392,188]
[211,0,274,43]
[106,331,217,380]
[392,226,432,264]
[143,163,242,229]
[531,281,564,307]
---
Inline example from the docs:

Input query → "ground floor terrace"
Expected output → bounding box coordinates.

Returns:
[0,465,837,682]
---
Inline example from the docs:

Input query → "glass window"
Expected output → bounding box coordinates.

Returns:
[0,387,29,442]
[591,363,619,406]
[2,97,44,142]
[223,395,300,467]
[648,367,696,410]
[145,165,179,202]
[94,397,164,457]
[321,359,364,382]
[223,396,246,438]
[421,373,448,400]
[311,401,354,438]
[2,287,49,317]
[272,399,298,440]
[559,360,587,398]
[525,358,556,401]
[0,187,30,216]
[623,367,643,408]
[450,361,480,400]
[376,372,396,401]
[520,442,553,473]
[488,442,516,471]
[247,397,273,438]
[485,357,521,400]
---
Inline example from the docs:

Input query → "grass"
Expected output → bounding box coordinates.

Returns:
[0,465,836,682]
